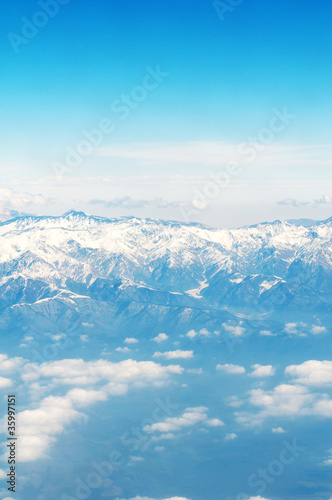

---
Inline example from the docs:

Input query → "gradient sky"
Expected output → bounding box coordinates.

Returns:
[1,0,332,227]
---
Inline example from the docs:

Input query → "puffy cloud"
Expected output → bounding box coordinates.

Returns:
[272,427,286,433]
[284,322,299,334]
[206,418,224,427]
[284,322,308,336]
[250,364,275,378]
[224,433,237,441]
[285,323,326,336]
[236,383,332,425]
[314,194,332,206]
[152,333,169,343]
[222,323,245,337]
[311,325,327,334]
[247,385,314,416]
[11,394,84,462]
[153,351,193,360]
[116,347,131,353]
[0,354,24,372]
[217,364,246,375]
[23,358,183,388]
[12,388,111,462]
[186,328,211,339]
[124,338,139,344]
[322,449,332,466]
[4,358,184,462]
[285,360,332,386]
[143,407,223,436]
[66,388,108,406]
[0,377,12,389]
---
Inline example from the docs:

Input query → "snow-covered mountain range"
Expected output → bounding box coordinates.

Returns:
[0,211,331,337]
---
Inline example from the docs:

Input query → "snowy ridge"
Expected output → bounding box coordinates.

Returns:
[0,211,331,335]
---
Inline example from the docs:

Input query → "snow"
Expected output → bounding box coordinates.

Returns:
[1,211,332,332]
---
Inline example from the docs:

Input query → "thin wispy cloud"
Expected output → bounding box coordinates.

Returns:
[89,196,189,209]
[278,194,332,208]
[95,141,332,168]
[278,198,309,207]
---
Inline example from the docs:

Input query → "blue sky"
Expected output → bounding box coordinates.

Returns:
[1,0,332,226]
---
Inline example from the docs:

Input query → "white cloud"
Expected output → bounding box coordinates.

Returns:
[23,358,183,388]
[311,325,327,334]
[284,322,307,336]
[0,469,7,479]
[206,418,224,427]
[66,388,108,407]
[153,350,193,360]
[225,396,243,408]
[143,407,223,435]
[0,354,24,372]
[124,338,139,344]
[259,330,276,337]
[222,323,245,337]
[314,194,332,206]
[116,347,131,353]
[187,368,203,375]
[217,364,246,375]
[284,323,298,334]
[152,333,169,343]
[278,193,332,208]
[52,334,65,342]
[322,448,332,466]
[5,358,184,462]
[278,198,308,207]
[284,323,325,336]
[250,364,275,378]
[285,360,332,386]
[0,187,47,209]
[272,427,286,433]
[236,383,332,425]
[247,497,272,500]
[0,377,12,389]
[224,433,237,441]
[247,385,313,416]
[186,328,210,339]
[11,393,85,462]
